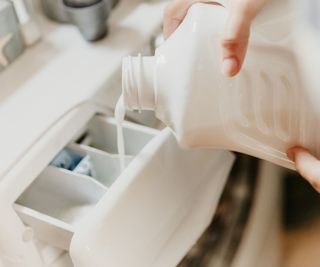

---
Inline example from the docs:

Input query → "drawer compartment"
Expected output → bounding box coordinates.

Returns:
[68,143,132,187]
[82,115,158,156]
[14,115,157,251]
[15,166,107,250]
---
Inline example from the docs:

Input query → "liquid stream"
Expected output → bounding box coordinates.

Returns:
[115,95,126,172]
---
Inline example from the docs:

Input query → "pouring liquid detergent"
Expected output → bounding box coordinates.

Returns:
[116,3,320,170]
[115,95,126,171]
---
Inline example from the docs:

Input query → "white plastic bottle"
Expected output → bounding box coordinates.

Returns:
[120,3,320,170]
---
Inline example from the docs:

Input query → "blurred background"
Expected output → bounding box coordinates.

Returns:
[179,155,320,267]
[1,0,320,266]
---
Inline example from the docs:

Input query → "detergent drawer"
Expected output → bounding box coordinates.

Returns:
[14,115,157,251]
[14,113,235,267]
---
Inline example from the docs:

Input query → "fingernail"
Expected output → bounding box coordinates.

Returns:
[287,149,295,162]
[222,57,238,76]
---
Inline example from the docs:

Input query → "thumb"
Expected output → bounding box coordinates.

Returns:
[221,1,255,77]
[287,147,320,192]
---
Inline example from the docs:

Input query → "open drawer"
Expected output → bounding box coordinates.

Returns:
[14,115,158,251]
[14,114,235,267]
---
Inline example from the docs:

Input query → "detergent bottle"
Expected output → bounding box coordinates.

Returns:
[119,2,320,170]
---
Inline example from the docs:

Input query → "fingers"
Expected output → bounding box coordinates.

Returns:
[163,0,267,77]
[163,0,193,39]
[287,147,320,192]
[221,0,259,76]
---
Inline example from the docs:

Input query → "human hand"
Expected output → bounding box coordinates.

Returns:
[287,147,320,192]
[163,0,269,77]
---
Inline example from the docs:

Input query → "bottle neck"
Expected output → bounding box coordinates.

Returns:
[122,55,156,111]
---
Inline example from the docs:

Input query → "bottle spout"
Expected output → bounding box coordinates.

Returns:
[122,55,156,111]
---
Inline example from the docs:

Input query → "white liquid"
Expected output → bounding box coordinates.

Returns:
[115,95,126,171]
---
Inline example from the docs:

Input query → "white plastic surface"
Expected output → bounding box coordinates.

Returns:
[15,166,106,250]
[69,144,132,188]
[122,3,314,170]
[86,116,158,156]
[10,116,234,267]
[70,128,235,267]
[17,166,106,225]
[14,115,158,252]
